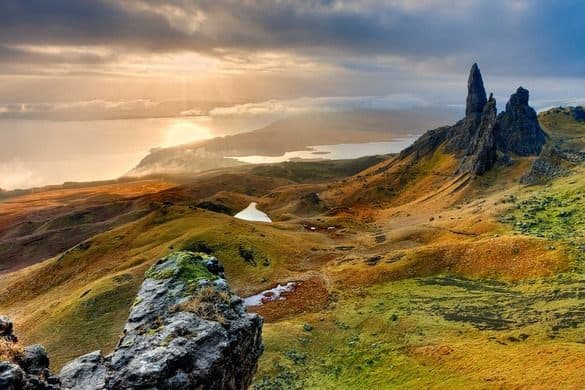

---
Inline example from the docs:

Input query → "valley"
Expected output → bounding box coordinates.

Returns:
[2,65,585,388]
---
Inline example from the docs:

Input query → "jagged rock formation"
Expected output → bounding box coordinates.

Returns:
[460,94,498,175]
[400,63,546,176]
[496,87,547,155]
[442,63,488,154]
[465,63,488,117]
[1,252,263,390]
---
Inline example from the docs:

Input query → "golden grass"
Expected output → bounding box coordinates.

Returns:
[0,142,582,387]
[0,339,23,363]
[176,286,232,325]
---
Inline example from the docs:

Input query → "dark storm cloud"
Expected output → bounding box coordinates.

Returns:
[0,0,584,76]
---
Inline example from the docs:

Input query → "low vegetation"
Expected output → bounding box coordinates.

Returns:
[0,339,23,363]
[176,286,232,325]
[2,106,585,387]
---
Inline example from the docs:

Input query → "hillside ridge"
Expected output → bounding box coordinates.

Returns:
[400,63,546,176]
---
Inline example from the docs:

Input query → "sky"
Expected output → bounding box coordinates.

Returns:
[0,0,584,189]
[0,0,584,119]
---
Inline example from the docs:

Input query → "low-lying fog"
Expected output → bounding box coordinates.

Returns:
[0,108,458,191]
[0,117,221,190]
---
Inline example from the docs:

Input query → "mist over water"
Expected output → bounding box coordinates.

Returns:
[0,117,212,190]
[0,108,446,190]
[230,137,419,164]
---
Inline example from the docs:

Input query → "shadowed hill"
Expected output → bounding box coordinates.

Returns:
[127,109,458,177]
[322,64,547,208]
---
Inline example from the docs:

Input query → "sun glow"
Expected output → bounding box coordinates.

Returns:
[161,119,212,148]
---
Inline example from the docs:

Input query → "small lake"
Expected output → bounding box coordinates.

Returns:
[229,136,419,164]
[234,202,272,223]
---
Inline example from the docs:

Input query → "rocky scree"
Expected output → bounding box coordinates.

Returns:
[1,251,263,390]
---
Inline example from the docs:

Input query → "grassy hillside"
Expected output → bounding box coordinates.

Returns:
[3,111,585,387]
[539,106,585,151]
[250,156,389,183]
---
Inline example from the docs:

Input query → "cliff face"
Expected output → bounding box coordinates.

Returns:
[400,63,546,177]
[496,87,547,156]
[1,252,263,390]
[460,94,498,175]
[465,63,488,117]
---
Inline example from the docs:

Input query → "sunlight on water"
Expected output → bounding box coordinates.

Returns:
[228,136,419,164]
[0,117,214,190]
[243,282,298,306]
[161,118,212,147]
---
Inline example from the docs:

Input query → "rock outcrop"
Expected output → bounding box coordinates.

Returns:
[465,63,488,117]
[460,94,498,175]
[542,106,585,123]
[1,251,263,390]
[443,63,488,154]
[519,144,585,185]
[0,316,61,389]
[400,63,546,177]
[496,87,546,156]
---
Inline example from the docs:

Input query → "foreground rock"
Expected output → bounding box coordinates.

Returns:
[0,316,60,389]
[1,251,263,390]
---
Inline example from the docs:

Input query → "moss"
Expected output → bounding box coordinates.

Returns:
[254,273,585,388]
[502,170,585,268]
[144,267,176,280]
[145,251,218,283]
[175,252,218,283]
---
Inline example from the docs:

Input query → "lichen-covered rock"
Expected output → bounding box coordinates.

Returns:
[60,251,263,390]
[0,362,25,389]
[59,351,107,390]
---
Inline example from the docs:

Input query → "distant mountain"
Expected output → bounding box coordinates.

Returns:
[127,109,459,177]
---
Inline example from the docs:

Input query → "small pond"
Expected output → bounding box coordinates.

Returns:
[234,202,272,223]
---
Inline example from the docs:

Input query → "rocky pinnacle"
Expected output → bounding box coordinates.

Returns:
[466,63,488,116]
[496,87,546,156]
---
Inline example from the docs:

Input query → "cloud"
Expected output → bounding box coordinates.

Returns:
[208,95,429,117]
[0,161,44,190]
[0,0,584,77]
[0,99,216,120]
